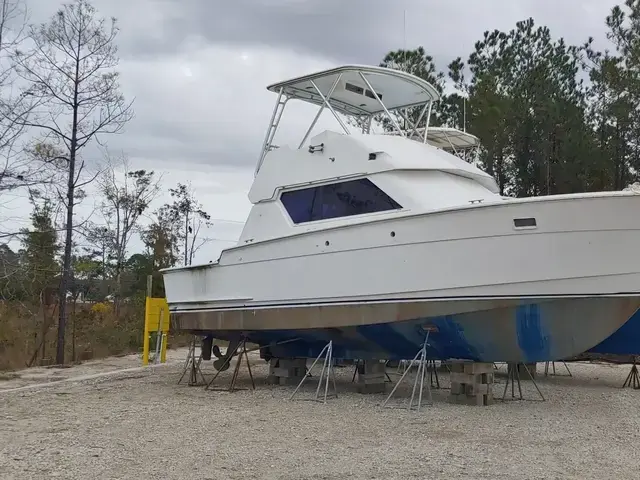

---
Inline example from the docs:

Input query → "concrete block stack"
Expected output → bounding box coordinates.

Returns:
[267,358,307,385]
[448,361,494,406]
[356,360,386,394]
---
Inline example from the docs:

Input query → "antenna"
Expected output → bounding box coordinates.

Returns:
[402,9,407,131]
[463,97,466,133]
[403,9,407,53]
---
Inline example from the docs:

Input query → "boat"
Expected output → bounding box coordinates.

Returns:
[161,64,640,366]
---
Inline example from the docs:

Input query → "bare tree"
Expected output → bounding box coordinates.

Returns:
[164,182,212,266]
[0,0,43,195]
[12,0,134,364]
[93,151,160,312]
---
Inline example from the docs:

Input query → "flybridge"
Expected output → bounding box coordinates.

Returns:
[255,64,446,176]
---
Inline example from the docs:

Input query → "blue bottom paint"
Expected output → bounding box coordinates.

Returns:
[426,315,482,361]
[516,304,551,362]
[198,300,605,363]
[588,308,640,355]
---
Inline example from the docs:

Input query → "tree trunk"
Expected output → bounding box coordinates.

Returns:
[114,263,121,317]
[184,209,189,266]
[55,37,81,365]
[56,149,75,365]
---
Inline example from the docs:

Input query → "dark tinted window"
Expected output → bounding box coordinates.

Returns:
[514,217,537,228]
[281,178,402,224]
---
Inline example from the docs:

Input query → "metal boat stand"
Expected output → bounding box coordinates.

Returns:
[393,358,441,389]
[429,360,441,389]
[544,361,572,377]
[382,334,433,411]
[623,357,640,389]
[205,338,255,393]
[289,341,337,404]
[502,363,545,402]
[177,335,206,386]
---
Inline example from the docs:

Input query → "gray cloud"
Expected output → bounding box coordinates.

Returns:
[16,0,626,176]
[115,0,618,66]
[29,0,620,66]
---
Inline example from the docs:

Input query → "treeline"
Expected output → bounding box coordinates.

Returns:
[0,0,211,364]
[381,1,640,197]
[0,172,211,304]
[0,0,215,298]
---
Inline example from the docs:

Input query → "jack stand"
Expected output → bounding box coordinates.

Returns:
[383,360,393,382]
[395,360,408,375]
[623,360,640,389]
[396,358,439,384]
[205,338,255,393]
[383,335,432,411]
[178,335,206,386]
[428,360,440,389]
[544,361,572,377]
[502,362,545,402]
[290,341,337,404]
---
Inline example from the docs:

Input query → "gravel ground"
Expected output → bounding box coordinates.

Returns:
[1,350,639,480]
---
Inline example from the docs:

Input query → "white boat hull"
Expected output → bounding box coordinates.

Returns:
[165,193,640,308]
[162,193,640,362]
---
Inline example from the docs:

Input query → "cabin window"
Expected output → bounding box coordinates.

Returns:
[513,217,537,228]
[280,178,402,224]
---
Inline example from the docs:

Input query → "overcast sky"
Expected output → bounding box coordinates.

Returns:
[2,0,621,263]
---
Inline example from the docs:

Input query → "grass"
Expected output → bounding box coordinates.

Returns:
[0,299,190,372]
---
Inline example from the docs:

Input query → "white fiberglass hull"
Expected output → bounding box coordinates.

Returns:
[166,193,640,308]
[162,192,640,362]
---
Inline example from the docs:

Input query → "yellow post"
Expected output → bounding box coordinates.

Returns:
[143,296,170,365]
[143,295,151,366]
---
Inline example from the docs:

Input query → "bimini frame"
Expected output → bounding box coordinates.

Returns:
[255,65,442,176]
[396,126,481,163]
